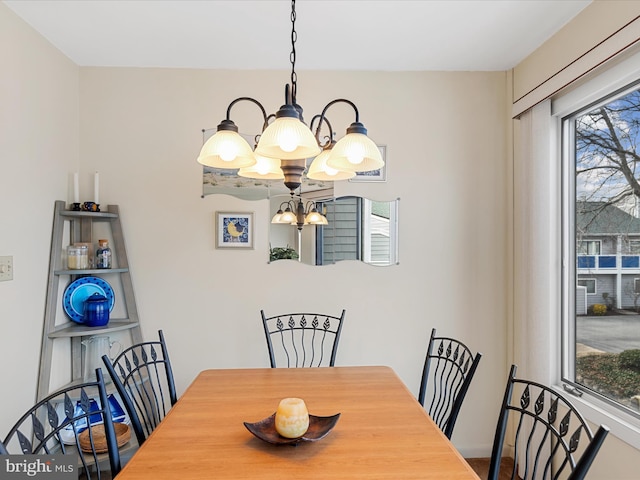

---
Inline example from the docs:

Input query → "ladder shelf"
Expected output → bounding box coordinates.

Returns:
[36,200,143,401]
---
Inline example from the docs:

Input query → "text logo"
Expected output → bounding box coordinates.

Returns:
[1,455,75,480]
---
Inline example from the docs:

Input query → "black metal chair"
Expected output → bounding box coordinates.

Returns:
[418,328,482,439]
[101,329,177,446]
[261,310,346,367]
[1,368,122,479]
[488,364,609,480]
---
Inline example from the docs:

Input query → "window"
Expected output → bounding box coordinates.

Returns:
[563,79,640,420]
[628,238,640,254]
[577,240,600,255]
[577,278,596,294]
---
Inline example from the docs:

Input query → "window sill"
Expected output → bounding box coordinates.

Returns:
[552,384,640,450]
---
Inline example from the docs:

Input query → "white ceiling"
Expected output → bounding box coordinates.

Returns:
[3,0,592,71]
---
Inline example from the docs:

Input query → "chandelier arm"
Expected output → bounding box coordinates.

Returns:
[225,97,269,132]
[310,114,335,148]
[318,98,361,124]
[253,113,277,147]
[304,201,316,214]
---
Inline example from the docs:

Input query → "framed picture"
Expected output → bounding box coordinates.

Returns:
[349,145,387,182]
[215,212,254,249]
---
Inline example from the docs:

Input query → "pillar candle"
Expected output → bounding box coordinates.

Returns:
[94,172,99,204]
[73,173,79,203]
[274,397,309,438]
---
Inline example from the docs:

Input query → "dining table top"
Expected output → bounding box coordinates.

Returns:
[115,365,480,479]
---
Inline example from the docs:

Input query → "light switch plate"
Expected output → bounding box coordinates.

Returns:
[0,256,13,281]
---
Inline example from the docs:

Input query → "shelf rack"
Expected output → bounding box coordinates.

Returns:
[36,200,143,402]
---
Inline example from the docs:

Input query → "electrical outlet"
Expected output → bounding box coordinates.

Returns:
[0,256,13,281]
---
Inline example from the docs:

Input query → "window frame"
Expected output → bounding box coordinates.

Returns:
[577,278,597,295]
[628,238,640,254]
[578,240,601,255]
[555,49,640,448]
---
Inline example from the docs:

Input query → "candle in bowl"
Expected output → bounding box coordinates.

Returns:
[275,398,309,438]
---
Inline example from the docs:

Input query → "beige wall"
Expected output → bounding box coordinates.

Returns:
[0,3,508,456]
[0,1,79,441]
[2,0,640,475]
[75,67,509,455]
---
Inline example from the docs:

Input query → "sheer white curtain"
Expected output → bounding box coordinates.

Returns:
[511,99,560,385]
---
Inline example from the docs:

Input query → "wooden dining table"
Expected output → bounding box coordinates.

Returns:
[115,366,480,479]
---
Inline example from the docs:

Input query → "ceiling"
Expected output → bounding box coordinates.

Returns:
[3,0,592,71]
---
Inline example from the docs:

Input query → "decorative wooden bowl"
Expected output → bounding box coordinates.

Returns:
[79,422,130,453]
[244,413,340,445]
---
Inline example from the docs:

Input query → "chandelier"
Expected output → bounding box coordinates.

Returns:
[271,196,328,262]
[196,0,384,196]
[271,197,328,230]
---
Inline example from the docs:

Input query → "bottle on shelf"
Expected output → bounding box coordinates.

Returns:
[67,244,89,269]
[96,239,112,269]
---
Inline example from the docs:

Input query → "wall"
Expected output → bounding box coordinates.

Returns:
[4,1,640,475]
[0,3,508,456]
[0,2,79,440]
[509,1,640,477]
[77,67,509,456]
[4,1,640,474]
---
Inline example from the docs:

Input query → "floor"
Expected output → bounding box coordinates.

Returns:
[466,457,517,480]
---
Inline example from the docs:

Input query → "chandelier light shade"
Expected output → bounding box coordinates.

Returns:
[270,208,284,223]
[197,124,256,169]
[238,155,284,180]
[280,209,298,224]
[326,124,384,172]
[197,0,384,195]
[273,204,297,224]
[255,111,321,160]
[307,145,356,181]
[305,207,328,225]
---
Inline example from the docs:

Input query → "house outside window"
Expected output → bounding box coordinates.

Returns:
[563,78,640,420]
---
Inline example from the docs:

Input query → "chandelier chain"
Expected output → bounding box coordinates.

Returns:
[290,0,297,101]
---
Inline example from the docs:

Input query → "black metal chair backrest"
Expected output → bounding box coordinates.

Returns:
[1,368,121,479]
[261,310,346,367]
[102,329,177,446]
[418,328,482,439]
[488,364,609,480]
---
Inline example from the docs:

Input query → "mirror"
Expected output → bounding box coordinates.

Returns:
[269,194,399,266]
